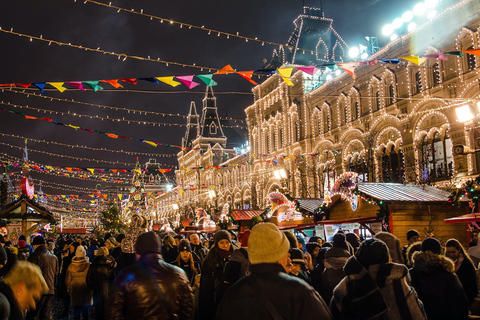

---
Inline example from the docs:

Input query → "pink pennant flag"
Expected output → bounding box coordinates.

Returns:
[295,66,318,76]
[65,82,86,91]
[337,62,357,79]
[175,75,200,89]
[422,53,447,60]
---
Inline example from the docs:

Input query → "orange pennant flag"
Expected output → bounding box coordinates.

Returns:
[107,133,118,139]
[462,49,480,56]
[214,65,236,74]
[25,115,37,120]
[111,169,117,173]
[66,167,73,172]
[101,79,123,88]
[236,71,258,85]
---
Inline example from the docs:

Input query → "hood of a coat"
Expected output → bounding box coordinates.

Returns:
[92,254,115,267]
[70,257,90,272]
[344,256,408,284]
[412,250,455,273]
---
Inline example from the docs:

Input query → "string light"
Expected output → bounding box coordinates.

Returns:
[0,101,248,129]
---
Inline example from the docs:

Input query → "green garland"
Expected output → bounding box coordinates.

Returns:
[449,176,480,209]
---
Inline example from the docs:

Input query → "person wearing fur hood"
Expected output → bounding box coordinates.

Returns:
[331,238,427,320]
[409,237,469,320]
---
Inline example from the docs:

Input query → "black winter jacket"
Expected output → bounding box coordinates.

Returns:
[28,245,58,295]
[87,254,116,297]
[108,253,194,320]
[410,251,469,320]
[216,263,333,320]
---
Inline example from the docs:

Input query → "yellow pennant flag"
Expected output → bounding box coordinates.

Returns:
[179,189,184,196]
[118,194,122,200]
[48,82,67,92]
[277,67,295,86]
[144,140,157,147]
[87,168,95,174]
[156,76,181,87]
[61,195,66,198]
[134,169,141,174]
[66,124,79,130]
[401,56,426,65]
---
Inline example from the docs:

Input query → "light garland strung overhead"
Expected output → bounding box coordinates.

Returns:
[0,132,177,158]
[4,88,247,123]
[0,101,248,129]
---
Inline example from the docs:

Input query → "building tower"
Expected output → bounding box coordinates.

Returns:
[197,87,227,149]
[182,100,200,149]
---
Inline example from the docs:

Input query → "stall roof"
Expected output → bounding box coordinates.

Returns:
[231,209,264,221]
[295,198,323,213]
[357,183,451,202]
[444,213,480,224]
[181,218,194,227]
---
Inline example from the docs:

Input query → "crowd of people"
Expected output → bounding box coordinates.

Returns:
[0,216,479,319]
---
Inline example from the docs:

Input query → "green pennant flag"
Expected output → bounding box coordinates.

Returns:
[444,51,464,58]
[83,81,104,92]
[196,74,218,87]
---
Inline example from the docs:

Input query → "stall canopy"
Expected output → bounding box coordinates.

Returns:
[357,183,451,202]
[181,218,194,227]
[295,198,323,213]
[0,196,56,236]
[444,213,479,224]
[231,209,264,221]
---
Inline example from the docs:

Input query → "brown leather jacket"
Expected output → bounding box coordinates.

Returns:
[108,253,194,320]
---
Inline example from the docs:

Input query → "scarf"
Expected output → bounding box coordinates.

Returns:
[454,253,464,272]
[218,248,231,260]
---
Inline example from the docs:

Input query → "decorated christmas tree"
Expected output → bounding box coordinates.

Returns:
[125,159,147,221]
[101,201,126,233]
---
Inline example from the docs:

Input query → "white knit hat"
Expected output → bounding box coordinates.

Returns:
[248,222,290,264]
[75,245,86,258]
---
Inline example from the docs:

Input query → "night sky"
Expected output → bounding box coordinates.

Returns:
[0,0,420,200]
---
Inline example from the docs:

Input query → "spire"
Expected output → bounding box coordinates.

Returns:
[182,100,200,149]
[198,87,226,143]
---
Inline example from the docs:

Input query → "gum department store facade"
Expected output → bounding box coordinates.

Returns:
[156,1,480,221]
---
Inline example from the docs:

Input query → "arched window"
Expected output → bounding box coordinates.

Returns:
[387,84,395,106]
[466,46,477,71]
[380,145,404,183]
[415,72,422,93]
[349,156,368,183]
[319,162,336,197]
[323,110,330,133]
[421,132,453,182]
[432,63,441,86]
[374,91,380,111]
[279,128,283,147]
[209,122,217,135]
[353,101,359,120]
[344,105,349,125]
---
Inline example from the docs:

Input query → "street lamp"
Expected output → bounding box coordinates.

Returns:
[456,104,475,123]
[172,203,179,210]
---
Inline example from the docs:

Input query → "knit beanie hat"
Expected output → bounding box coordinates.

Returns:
[355,238,390,269]
[17,240,27,248]
[135,232,162,256]
[76,246,86,258]
[239,230,251,248]
[248,223,290,265]
[105,238,117,247]
[178,239,192,252]
[290,248,305,265]
[214,230,231,245]
[96,246,109,256]
[421,237,442,254]
[18,235,26,241]
[407,229,420,241]
[32,236,45,246]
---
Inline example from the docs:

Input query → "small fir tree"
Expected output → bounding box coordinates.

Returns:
[101,201,126,233]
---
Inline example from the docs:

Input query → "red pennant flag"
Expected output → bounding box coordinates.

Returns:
[120,78,137,85]
[15,83,31,88]
[0,83,15,87]
[236,71,258,85]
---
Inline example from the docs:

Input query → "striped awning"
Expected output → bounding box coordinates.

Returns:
[444,213,480,224]
[231,209,264,221]
[295,198,323,213]
[357,183,451,202]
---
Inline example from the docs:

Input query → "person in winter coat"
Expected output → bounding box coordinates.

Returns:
[331,238,427,320]
[108,232,194,320]
[162,235,179,264]
[410,237,469,320]
[189,233,209,268]
[445,238,478,304]
[66,246,92,320]
[217,223,333,320]
[27,236,59,320]
[199,230,234,320]
[115,214,146,275]
[374,231,405,264]
[345,233,361,253]
[17,240,30,261]
[320,233,351,303]
[405,241,422,268]
[86,246,116,320]
[174,240,199,285]
[289,248,310,283]
[86,239,98,262]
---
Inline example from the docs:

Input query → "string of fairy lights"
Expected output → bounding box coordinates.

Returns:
[0,101,248,129]
[3,88,248,123]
